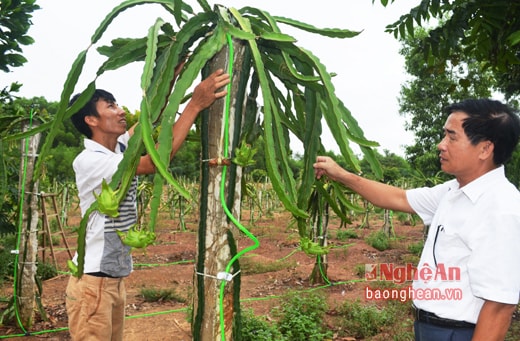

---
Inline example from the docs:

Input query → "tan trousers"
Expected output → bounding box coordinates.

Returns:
[66,274,126,341]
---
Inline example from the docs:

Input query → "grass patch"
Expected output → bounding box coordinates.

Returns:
[336,228,358,241]
[335,299,408,339]
[37,261,58,280]
[366,230,390,251]
[241,308,284,341]
[407,241,424,255]
[272,291,333,341]
[400,253,420,265]
[354,264,365,278]
[241,291,333,341]
[139,287,187,303]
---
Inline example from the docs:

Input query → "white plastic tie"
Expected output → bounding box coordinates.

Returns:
[217,272,233,281]
[196,270,240,282]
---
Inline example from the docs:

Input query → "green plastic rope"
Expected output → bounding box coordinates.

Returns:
[218,33,260,341]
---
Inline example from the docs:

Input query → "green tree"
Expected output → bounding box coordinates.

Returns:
[377,0,520,101]
[0,0,40,73]
[397,28,493,177]
[0,0,40,115]
[361,149,412,184]
[376,0,520,186]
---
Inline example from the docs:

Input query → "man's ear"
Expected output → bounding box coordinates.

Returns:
[84,115,97,127]
[480,141,494,161]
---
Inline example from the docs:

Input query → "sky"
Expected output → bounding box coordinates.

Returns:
[3,0,418,156]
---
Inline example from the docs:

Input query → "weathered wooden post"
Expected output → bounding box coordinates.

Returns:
[17,121,41,328]
[192,38,248,340]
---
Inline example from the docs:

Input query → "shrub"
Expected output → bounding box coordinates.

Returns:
[139,287,187,303]
[37,261,58,280]
[407,241,424,255]
[394,211,418,226]
[366,230,390,251]
[241,309,284,341]
[336,228,358,241]
[273,291,333,341]
[354,264,365,278]
[337,299,395,338]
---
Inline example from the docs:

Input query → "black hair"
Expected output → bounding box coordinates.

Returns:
[445,98,520,165]
[69,89,116,138]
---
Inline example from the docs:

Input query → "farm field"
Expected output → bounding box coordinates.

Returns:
[1,207,519,340]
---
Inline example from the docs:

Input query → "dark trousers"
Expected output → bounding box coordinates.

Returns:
[414,320,475,341]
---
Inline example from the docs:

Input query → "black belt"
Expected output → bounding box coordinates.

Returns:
[413,306,476,329]
[86,271,119,278]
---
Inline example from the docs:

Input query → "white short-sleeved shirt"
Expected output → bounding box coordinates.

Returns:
[72,132,137,277]
[406,166,520,323]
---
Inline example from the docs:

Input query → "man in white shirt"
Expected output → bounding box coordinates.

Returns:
[314,98,520,341]
[66,69,230,340]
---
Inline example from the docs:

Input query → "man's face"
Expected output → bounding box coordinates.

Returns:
[87,99,127,138]
[437,111,491,186]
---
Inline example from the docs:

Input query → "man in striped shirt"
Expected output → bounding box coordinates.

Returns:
[65,69,230,341]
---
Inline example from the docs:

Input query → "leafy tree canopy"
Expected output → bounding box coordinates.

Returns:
[398,27,493,177]
[0,0,40,73]
[377,0,520,100]
[360,149,412,184]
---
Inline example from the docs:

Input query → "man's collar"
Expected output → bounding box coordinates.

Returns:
[84,138,117,154]
[460,166,504,203]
